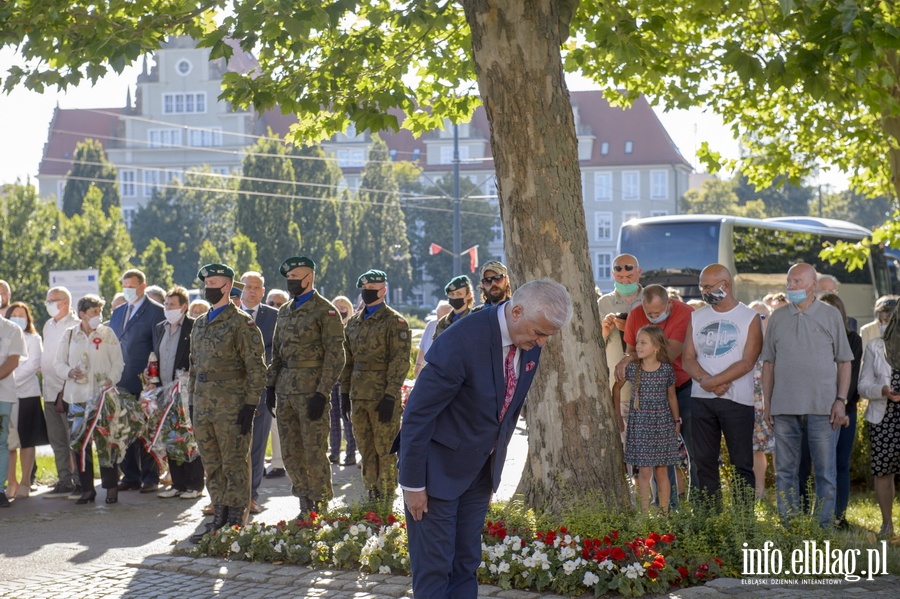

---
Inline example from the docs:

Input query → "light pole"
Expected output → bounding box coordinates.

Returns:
[452,122,461,275]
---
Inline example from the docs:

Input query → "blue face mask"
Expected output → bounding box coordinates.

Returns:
[122,287,138,303]
[786,289,808,305]
[646,305,669,324]
[615,281,639,296]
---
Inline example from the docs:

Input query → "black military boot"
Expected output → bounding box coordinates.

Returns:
[227,505,247,528]
[296,496,314,520]
[190,504,228,543]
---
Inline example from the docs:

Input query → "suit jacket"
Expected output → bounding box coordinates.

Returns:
[244,303,277,365]
[110,296,165,395]
[394,303,542,500]
[152,315,194,381]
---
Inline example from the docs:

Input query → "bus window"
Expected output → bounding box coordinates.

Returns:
[619,222,720,284]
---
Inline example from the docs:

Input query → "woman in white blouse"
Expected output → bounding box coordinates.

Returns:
[4,302,47,500]
[858,336,900,539]
[54,294,124,505]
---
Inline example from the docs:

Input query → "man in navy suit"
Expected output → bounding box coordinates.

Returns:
[240,271,278,514]
[110,268,165,492]
[395,279,572,597]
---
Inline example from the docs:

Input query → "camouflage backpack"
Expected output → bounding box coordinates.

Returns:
[885,304,900,369]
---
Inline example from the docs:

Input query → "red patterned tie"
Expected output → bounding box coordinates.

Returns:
[499,345,518,423]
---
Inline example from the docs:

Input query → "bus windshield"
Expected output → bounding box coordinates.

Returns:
[619,221,720,285]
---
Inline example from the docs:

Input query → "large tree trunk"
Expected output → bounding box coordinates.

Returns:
[463,0,630,516]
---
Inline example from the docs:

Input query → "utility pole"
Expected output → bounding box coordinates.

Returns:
[452,122,462,275]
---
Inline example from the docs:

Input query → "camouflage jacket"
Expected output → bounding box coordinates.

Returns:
[432,307,471,340]
[339,303,410,401]
[188,303,267,406]
[267,291,346,397]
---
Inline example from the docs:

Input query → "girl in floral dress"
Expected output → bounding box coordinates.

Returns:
[613,325,682,513]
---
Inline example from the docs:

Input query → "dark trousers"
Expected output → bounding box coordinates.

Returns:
[78,443,119,491]
[120,440,159,485]
[406,461,492,598]
[329,383,356,459]
[169,455,205,492]
[664,383,694,505]
[250,392,273,500]
[691,396,755,499]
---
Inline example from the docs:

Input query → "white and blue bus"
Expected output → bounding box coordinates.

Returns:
[617,215,894,324]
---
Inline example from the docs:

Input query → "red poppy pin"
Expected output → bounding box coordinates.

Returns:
[525,361,535,372]
[92,337,102,349]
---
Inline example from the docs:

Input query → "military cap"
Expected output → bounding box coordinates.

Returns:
[280,256,316,277]
[445,275,471,295]
[198,263,235,281]
[356,269,388,288]
[480,260,508,277]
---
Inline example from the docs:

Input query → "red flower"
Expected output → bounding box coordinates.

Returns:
[364,511,382,524]
[387,513,398,525]
[661,533,675,543]
[648,531,660,542]
[611,530,619,540]
[559,526,569,534]
[713,557,722,567]
[677,567,688,580]
[610,547,626,561]
[646,567,659,579]
[653,556,666,568]
[700,563,709,572]
[602,535,611,546]
[595,548,610,561]
[645,538,656,549]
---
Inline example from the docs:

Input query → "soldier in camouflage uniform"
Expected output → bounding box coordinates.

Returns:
[340,269,411,500]
[188,264,267,542]
[433,275,475,340]
[266,256,345,515]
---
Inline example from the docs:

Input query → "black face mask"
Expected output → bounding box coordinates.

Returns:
[204,283,227,305]
[361,288,381,305]
[286,276,309,297]
[448,297,467,310]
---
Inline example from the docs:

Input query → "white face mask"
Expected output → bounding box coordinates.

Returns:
[122,287,138,303]
[164,308,183,325]
[88,315,102,330]
[46,301,61,318]
[9,316,26,330]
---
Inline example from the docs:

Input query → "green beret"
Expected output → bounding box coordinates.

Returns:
[198,263,235,281]
[280,256,316,277]
[480,260,508,277]
[357,269,387,288]
[445,275,471,295]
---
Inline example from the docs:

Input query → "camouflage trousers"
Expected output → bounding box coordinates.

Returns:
[194,398,253,507]
[277,394,333,503]
[350,398,401,496]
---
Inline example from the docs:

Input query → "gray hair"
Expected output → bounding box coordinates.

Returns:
[145,285,166,304]
[510,278,573,330]
[266,289,289,302]
[242,271,265,286]
[48,286,72,304]
[817,273,839,287]
[77,293,105,314]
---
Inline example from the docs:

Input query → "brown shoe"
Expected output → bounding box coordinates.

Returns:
[249,499,263,514]
[202,502,215,515]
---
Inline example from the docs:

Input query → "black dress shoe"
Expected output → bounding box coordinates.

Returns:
[106,488,119,504]
[264,468,286,479]
[75,491,97,505]
[117,481,141,491]
[139,483,160,493]
[329,455,340,464]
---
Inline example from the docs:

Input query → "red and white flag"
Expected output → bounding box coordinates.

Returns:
[429,243,444,256]
[466,245,479,273]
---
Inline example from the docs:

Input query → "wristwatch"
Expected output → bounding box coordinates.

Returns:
[835,396,847,405]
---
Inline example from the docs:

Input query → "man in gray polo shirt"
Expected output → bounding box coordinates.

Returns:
[761,263,852,528]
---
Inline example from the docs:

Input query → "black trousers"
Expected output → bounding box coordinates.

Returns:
[78,442,120,490]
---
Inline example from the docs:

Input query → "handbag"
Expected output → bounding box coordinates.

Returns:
[54,386,67,414]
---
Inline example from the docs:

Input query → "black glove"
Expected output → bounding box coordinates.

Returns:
[265,387,277,418]
[377,395,396,423]
[341,393,351,417]
[236,404,256,435]
[307,392,328,421]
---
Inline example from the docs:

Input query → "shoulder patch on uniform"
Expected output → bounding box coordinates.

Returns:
[248,320,256,327]
[328,310,336,316]
[400,331,408,340]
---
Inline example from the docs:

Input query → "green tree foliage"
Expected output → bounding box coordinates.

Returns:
[732,173,812,218]
[131,170,237,286]
[98,255,121,314]
[229,232,261,278]
[195,239,221,289]
[288,144,351,297]
[818,190,898,231]
[57,186,134,289]
[0,181,66,320]
[237,134,302,286]
[140,238,174,290]
[680,178,768,219]
[404,174,499,301]
[61,138,121,217]
[352,136,412,298]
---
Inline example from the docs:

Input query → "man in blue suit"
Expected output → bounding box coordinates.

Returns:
[240,271,278,515]
[109,268,165,492]
[395,279,572,597]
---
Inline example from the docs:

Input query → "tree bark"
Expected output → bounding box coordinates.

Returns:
[463,0,630,515]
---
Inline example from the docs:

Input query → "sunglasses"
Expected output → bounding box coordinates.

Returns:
[613,264,635,272]
[481,274,506,285]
